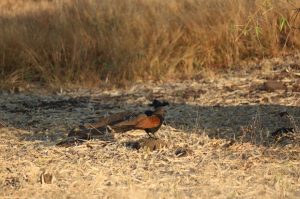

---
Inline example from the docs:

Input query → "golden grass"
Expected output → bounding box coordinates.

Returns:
[0,0,300,87]
[0,65,300,198]
[1,127,299,199]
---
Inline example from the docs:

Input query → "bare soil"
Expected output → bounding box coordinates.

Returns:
[1,57,300,198]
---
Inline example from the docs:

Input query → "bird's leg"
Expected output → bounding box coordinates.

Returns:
[146,132,157,139]
[106,125,114,134]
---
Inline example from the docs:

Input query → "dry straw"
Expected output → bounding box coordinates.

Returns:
[0,0,300,87]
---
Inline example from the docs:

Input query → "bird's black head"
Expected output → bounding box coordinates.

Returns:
[153,107,167,117]
[149,99,169,108]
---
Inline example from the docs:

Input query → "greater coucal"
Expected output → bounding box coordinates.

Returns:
[110,106,167,138]
[82,111,136,129]
[70,99,169,139]
[144,100,169,116]
[82,99,169,129]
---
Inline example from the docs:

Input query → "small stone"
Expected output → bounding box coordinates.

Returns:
[125,141,141,150]
[175,147,191,157]
[261,80,286,92]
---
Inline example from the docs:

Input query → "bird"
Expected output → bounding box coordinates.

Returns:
[110,106,167,138]
[144,99,169,116]
[149,99,169,108]
[70,99,169,139]
[82,111,136,129]
[82,99,169,129]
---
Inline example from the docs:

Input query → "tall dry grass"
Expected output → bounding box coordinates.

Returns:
[0,0,299,87]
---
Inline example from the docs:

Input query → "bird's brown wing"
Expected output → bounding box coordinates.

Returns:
[112,113,147,127]
[134,116,161,129]
[84,111,134,129]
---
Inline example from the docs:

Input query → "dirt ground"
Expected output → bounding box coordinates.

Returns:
[0,57,300,198]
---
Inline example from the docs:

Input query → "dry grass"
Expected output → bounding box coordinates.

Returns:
[1,126,299,199]
[1,62,300,198]
[0,0,300,87]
